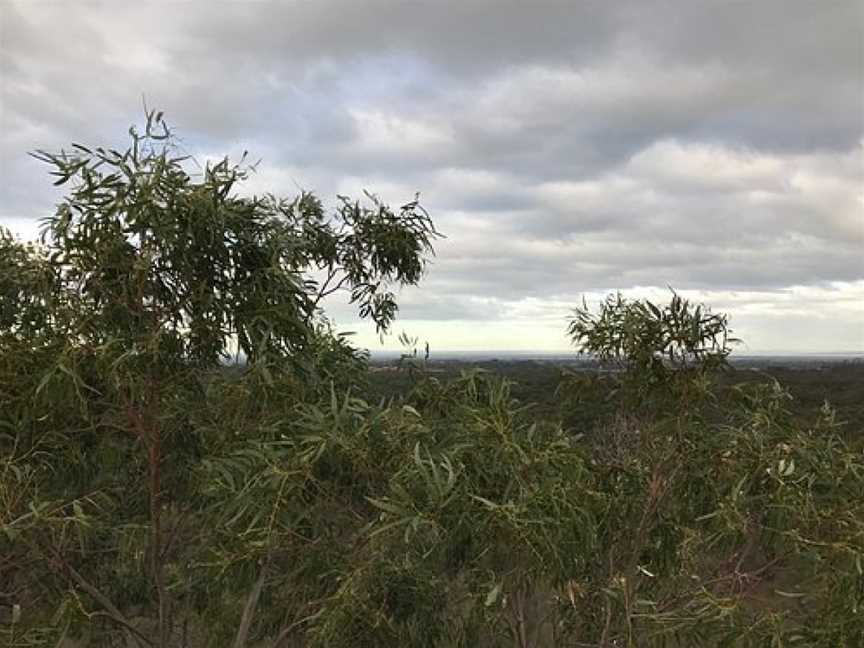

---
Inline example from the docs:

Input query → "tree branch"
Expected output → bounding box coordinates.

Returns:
[59,558,152,647]
[311,268,351,309]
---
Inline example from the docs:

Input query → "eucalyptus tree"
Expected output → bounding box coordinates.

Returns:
[0,110,438,647]
[566,291,738,410]
[560,293,863,647]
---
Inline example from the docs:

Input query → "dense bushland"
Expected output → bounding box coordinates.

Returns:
[2,116,862,647]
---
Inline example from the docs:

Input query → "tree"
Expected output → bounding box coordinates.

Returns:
[567,290,738,409]
[560,293,862,647]
[1,110,439,647]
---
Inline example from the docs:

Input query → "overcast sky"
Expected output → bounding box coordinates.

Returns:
[1,1,862,353]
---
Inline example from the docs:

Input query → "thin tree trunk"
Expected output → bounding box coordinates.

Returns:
[128,389,169,648]
[232,562,269,648]
[148,425,169,648]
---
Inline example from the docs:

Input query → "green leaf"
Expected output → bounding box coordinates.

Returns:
[484,583,502,607]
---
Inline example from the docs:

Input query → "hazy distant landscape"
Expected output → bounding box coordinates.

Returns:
[369,350,864,364]
[368,355,864,423]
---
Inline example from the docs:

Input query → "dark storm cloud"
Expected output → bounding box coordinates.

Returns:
[1,0,862,349]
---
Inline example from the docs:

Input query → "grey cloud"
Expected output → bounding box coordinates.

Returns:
[1,0,862,350]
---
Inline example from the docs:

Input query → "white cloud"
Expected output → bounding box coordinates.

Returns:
[348,109,456,157]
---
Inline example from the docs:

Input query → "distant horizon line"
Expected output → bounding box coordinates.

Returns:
[365,349,864,359]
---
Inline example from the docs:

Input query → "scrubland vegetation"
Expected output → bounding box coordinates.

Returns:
[2,115,862,647]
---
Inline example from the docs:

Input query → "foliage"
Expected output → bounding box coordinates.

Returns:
[557,294,863,647]
[2,115,861,648]
[0,111,438,647]
[568,291,736,372]
[567,291,738,410]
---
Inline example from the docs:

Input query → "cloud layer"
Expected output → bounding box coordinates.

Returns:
[2,0,862,351]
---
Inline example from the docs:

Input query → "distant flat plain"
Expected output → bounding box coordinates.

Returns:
[368,354,864,430]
